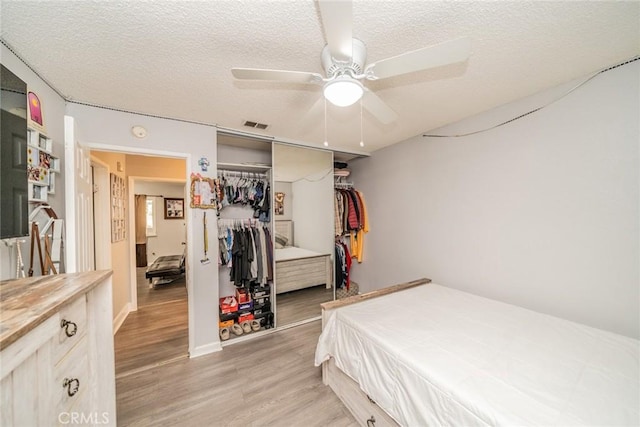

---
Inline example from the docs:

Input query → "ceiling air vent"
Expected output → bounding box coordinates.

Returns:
[243,120,269,130]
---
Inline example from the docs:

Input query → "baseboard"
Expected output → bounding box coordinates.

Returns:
[189,341,222,358]
[113,302,130,335]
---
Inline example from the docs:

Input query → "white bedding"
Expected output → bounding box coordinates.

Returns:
[275,246,327,262]
[315,284,639,426]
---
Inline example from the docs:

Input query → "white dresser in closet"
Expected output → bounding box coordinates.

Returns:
[1,270,116,426]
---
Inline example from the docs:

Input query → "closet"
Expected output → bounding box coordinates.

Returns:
[215,131,361,343]
[333,172,368,299]
[216,133,274,343]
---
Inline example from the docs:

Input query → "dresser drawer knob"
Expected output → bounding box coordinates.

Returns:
[63,378,80,397]
[366,416,376,427]
[60,319,77,337]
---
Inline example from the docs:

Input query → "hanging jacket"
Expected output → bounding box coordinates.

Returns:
[345,190,359,231]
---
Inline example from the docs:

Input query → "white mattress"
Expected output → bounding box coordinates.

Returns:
[275,246,327,262]
[315,284,639,426]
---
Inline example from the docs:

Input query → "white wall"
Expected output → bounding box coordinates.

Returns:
[65,102,220,356]
[134,181,186,263]
[89,150,129,324]
[1,44,67,279]
[218,143,271,166]
[350,61,639,338]
[292,167,334,255]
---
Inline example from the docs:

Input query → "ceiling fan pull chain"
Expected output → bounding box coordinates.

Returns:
[360,98,364,147]
[323,97,329,147]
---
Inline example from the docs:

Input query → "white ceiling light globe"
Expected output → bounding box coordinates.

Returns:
[323,76,364,107]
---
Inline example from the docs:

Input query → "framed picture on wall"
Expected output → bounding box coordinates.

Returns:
[27,90,46,134]
[164,198,184,219]
[110,173,126,242]
[275,192,285,215]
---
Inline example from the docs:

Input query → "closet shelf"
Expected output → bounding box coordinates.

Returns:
[217,162,271,173]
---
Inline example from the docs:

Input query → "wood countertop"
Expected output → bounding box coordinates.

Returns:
[0,270,113,350]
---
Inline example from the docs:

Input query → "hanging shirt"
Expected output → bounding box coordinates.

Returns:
[351,190,369,263]
[334,190,344,236]
[248,228,258,281]
[263,226,274,281]
[252,227,263,284]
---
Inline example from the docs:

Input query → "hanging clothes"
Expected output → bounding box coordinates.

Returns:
[334,191,344,236]
[350,190,369,263]
[334,240,352,290]
[263,226,274,281]
[219,221,273,287]
[216,171,271,222]
[334,186,369,263]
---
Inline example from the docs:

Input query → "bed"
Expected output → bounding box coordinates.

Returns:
[315,278,639,426]
[145,253,185,286]
[274,220,332,294]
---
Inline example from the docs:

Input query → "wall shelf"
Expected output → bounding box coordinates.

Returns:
[217,162,271,173]
[26,128,58,202]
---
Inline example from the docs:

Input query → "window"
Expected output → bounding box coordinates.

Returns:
[146,198,157,236]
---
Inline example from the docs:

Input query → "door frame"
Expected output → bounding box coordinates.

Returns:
[78,142,194,355]
[91,156,111,271]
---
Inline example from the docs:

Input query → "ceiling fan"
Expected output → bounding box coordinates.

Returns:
[231,0,471,125]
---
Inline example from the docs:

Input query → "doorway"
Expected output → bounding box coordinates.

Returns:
[90,150,189,377]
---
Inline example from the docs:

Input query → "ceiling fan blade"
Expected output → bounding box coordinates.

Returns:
[362,88,397,125]
[366,37,471,80]
[317,0,353,62]
[232,68,323,84]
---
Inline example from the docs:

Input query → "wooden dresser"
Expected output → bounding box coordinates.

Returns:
[1,270,116,426]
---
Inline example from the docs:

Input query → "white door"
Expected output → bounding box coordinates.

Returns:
[64,115,94,272]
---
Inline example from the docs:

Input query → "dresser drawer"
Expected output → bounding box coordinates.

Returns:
[53,296,87,364]
[55,385,90,426]
[326,359,397,427]
[54,336,89,416]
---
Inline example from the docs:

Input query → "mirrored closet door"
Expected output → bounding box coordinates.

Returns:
[272,143,335,327]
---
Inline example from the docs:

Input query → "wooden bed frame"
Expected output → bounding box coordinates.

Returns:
[274,220,332,294]
[319,278,431,427]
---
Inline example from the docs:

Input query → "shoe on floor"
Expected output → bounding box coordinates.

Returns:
[241,321,251,333]
[251,319,261,331]
[219,327,230,341]
[231,323,243,336]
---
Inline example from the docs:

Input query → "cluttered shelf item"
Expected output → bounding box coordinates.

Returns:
[218,281,274,341]
[217,216,275,340]
[316,278,640,427]
[145,253,185,286]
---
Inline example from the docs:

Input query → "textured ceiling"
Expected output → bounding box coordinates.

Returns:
[1,1,638,154]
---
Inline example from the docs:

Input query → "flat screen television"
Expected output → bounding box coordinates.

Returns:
[1,64,29,239]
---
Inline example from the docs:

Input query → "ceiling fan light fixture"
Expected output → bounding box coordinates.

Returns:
[323,76,363,107]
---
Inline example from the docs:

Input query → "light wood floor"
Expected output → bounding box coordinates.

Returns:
[116,321,357,426]
[277,285,334,327]
[115,271,352,425]
[136,268,187,307]
[114,268,188,376]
